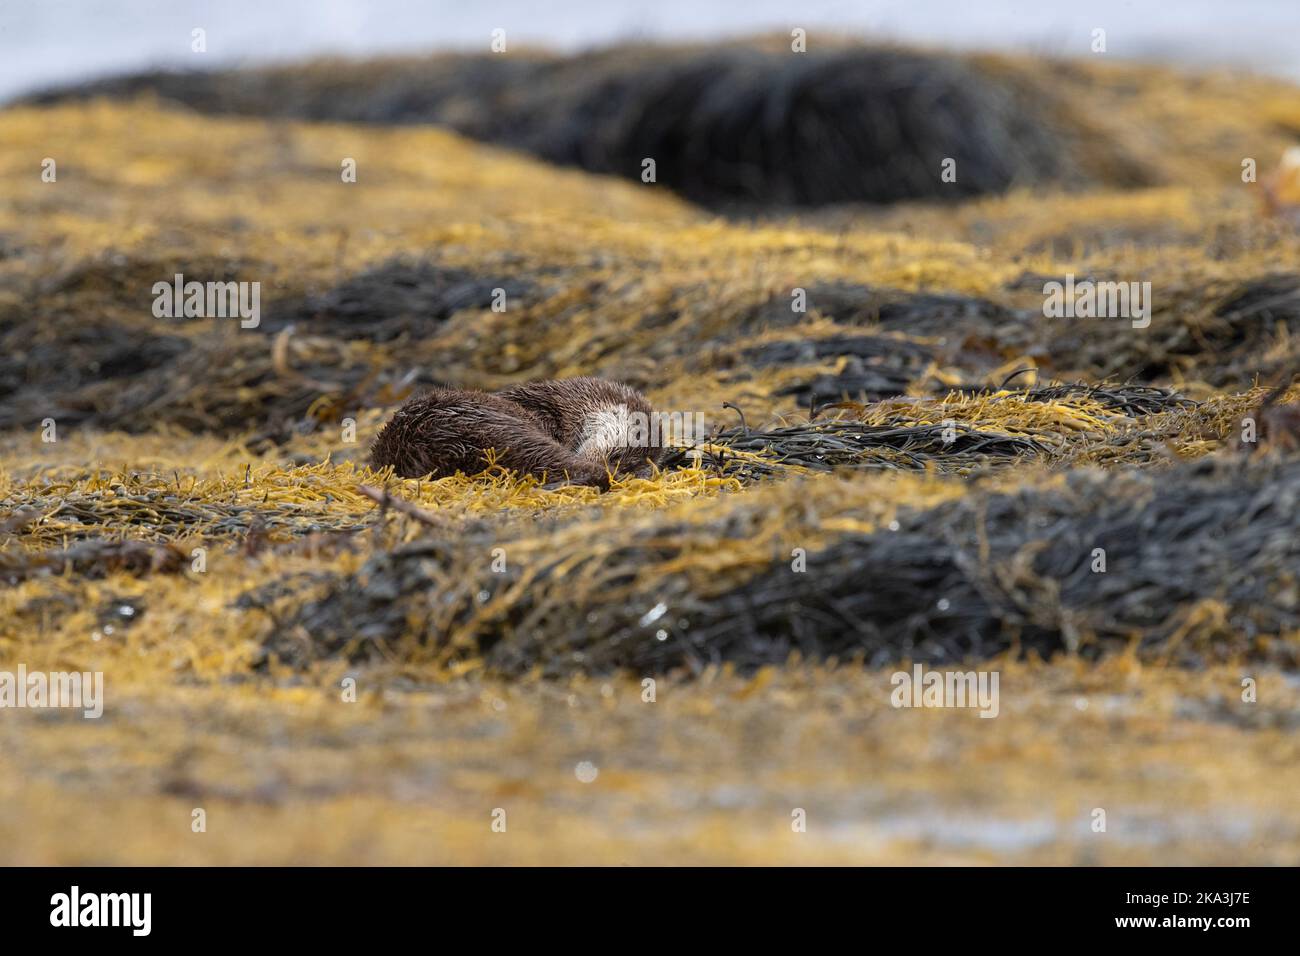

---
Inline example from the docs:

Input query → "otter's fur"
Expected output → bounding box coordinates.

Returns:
[369,377,664,488]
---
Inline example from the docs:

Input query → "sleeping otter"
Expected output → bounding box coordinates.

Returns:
[369,377,664,488]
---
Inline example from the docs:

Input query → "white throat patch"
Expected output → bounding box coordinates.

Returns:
[576,403,633,459]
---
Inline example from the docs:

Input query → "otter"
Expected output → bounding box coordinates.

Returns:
[369,377,664,488]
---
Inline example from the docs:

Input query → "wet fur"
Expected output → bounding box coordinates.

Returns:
[370,377,664,488]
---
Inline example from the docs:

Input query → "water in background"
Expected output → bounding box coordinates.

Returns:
[1,0,1298,104]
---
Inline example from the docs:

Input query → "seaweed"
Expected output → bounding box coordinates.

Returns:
[262,456,1300,673]
[23,45,1082,207]
[709,419,1045,473]
[261,258,536,341]
[741,332,936,404]
[0,539,185,584]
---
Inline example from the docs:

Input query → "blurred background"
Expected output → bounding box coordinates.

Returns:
[3,0,1300,105]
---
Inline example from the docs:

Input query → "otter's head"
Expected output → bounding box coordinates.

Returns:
[574,401,666,479]
[498,377,665,479]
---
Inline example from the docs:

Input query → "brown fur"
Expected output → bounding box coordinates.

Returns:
[369,378,664,488]
[497,377,664,477]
